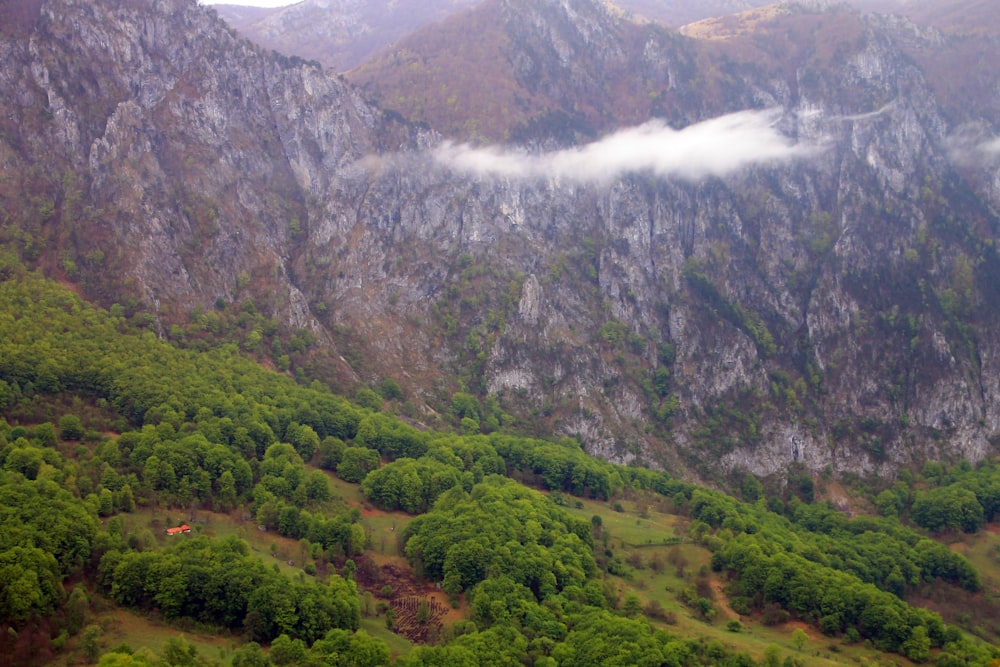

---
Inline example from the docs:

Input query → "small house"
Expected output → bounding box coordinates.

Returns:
[165,524,191,535]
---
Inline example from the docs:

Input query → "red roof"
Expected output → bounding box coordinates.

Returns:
[165,524,191,535]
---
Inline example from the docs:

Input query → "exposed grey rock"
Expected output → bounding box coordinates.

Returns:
[2,0,999,484]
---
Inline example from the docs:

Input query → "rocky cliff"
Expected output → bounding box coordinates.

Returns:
[1,0,999,484]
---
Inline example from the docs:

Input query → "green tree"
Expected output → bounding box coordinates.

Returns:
[309,628,390,667]
[98,488,115,517]
[912,486,984,533]
[230,642,271,667]
[162,636,199,666]
[66,585,89,635]
[0,379,15,411]
[0,545,63,624]
[451,393,479,421]
[337,448,380,483]
[874,489,901,517]
[216,470,238,512]
[58,414,84,441]
[902,625,931,663]
[551,611,672,667]
[4,447,44,480]
[303,469,332,502]
[318,437,345,470]
[81,624,104,663]
[115,483,136,513]
[285,423,320,462]
[269,634,306,666]
[355,389,383,411]
[622,594,643,618]
[378,378,403,401]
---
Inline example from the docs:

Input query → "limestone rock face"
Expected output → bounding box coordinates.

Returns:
[2,0,1000,482]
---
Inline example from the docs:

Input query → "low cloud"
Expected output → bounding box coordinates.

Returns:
[982,137,1000,156]
[945,124,1000,167]
[430,108,822,184]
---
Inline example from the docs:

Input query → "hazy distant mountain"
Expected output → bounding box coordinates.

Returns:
[345,0,1000,143]
[346,0,714,143]
[849,0,1000,35]
[213,0,480,71]
[215,0,1000,78]
[617,0,1000,34]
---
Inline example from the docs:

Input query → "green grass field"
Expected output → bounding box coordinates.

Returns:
[363,511,411,559]
[325,469,368,505]
[360,617,414,659]
[48,607,238,667]
[572,493,910,667]
[563,496,681,547]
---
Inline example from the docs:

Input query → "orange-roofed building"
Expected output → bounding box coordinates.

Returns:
[165,524,191,535]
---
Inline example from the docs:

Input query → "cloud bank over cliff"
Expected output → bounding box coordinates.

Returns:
[945,123,1000,167]
[982,137,1000,156]
[429,109,822,184]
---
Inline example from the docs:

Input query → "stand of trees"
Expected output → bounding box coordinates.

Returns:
[101,536,359,643]
[404,477,595,597]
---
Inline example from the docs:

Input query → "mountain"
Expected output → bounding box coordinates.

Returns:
[211,0,772,76]
[210,0,1000,69]
[213,0,481,72]
[347,0,1000,141]
[346,0,720,143]
[212,0,1000,83]
[2,0,1000,484]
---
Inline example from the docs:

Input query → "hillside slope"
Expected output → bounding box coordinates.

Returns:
[4,273,998,666]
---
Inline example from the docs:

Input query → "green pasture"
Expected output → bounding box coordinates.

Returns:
[573,492,912,667]
[360,617,414,659]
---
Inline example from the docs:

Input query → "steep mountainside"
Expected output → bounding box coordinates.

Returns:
[212,0,1000,77]
[2,0,1000,484]
[347,0,1000,142]
[213,0,481,72]
[346,0,736,143]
